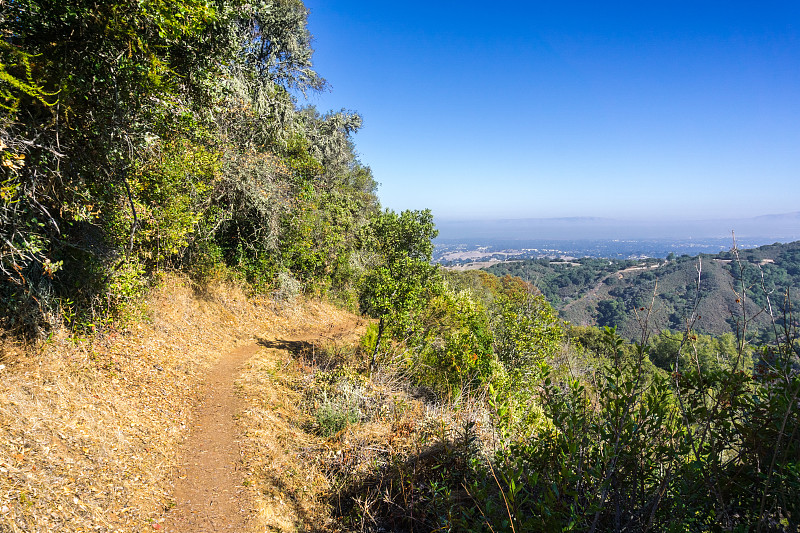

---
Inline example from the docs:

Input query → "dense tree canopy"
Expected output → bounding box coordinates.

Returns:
[0,0,379,334]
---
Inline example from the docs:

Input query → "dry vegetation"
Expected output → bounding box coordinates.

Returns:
[234,308,495,531]
[0,273,487,532]
[235,303,368,531]
[0,274,362,532]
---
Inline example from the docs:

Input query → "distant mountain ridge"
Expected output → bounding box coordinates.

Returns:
[436,212,800,241]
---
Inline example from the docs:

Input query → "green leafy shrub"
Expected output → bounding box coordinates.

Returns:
[358,209,438,370]
[470,325,797,531]
[359,322,380,356]
[410,286,498,399]
[124,138,219,269]
[492,288,564,381]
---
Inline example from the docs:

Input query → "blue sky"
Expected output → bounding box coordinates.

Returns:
[301,1,800,221]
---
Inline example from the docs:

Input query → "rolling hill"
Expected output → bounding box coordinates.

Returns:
[486,241,800,340]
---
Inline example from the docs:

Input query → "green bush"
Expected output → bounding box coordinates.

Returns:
[472,326,797,531]
[492,290,564,379]
[409,286,498,399]
[314,395,361,437]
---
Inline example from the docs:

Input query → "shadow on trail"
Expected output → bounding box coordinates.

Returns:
[257,337,317,357]
[257,336,357,371]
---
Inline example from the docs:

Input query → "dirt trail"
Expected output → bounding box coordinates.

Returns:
[158,302,364,533]
[163,344,260,532]
[0,276,370,532]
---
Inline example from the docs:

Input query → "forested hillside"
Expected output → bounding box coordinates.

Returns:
[2,2,798,532]
[1,0,396,337]
[487,240,800,340]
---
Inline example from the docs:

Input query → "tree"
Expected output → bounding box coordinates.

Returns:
[1,0,225,333]
[596,298,625,329]
[235,0,325,93]
[492,286,563,378]
[358,209,438,370]
[1,0,369,333]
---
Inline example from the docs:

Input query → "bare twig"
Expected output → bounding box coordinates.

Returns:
[487,459,516,533]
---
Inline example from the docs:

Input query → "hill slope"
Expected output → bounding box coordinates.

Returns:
[486,240,800,339]
[0,275,364,531]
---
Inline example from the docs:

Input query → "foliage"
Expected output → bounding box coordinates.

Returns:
[0,41,58,113]
[0,0,381,334]
[358,209,438,369]
[492,287,564,379]
[339,250,799,531]
[441,269,500,308]
[314,394,361,437]
[235,0,325,94]
[409,284,498,398]
[596,298,626,328]
[273,270,302,302]
[0,0,225,333]
[649,329,751,374]
[305,366,381,437]
[125,137,220,268]
[354,319,799,532]
[487,241,800,341]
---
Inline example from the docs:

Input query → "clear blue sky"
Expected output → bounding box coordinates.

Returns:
[301,1,800,221]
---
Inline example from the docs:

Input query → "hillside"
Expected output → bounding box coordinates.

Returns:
[2,2,798,530]
[4,270,798,531]
[486,240,800,339]
[0,275,365,530]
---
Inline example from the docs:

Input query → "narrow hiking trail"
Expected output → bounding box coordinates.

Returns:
[162,312,365,533]
[162,344,259,532]
[0,275,367,532]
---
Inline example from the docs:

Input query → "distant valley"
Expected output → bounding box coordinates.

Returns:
[441,239,800,341]
[434,211,800,265]
[434,237,771,266]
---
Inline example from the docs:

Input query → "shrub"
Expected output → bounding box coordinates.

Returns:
[314,394,361,437]
[274,271,302,302]
[409,286,497,399]
[492,290,564,379]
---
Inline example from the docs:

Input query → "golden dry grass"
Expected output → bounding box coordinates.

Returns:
[0,273,492,533]
[0,274,363,532]
[235,301,367,532]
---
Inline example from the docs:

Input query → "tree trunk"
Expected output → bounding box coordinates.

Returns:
[369,316,384,373]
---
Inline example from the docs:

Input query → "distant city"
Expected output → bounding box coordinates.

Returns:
[433,212,800,267]
[434,237,786,268]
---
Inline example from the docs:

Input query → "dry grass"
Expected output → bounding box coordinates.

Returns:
[237,346,327,531]
[0,274,357,532]
[235,302,368,532]
[0,273,493,532]
[232,303,496,532]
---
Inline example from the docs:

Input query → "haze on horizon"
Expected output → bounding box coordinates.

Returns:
[302,1,800,222]
[433,211,800,241]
